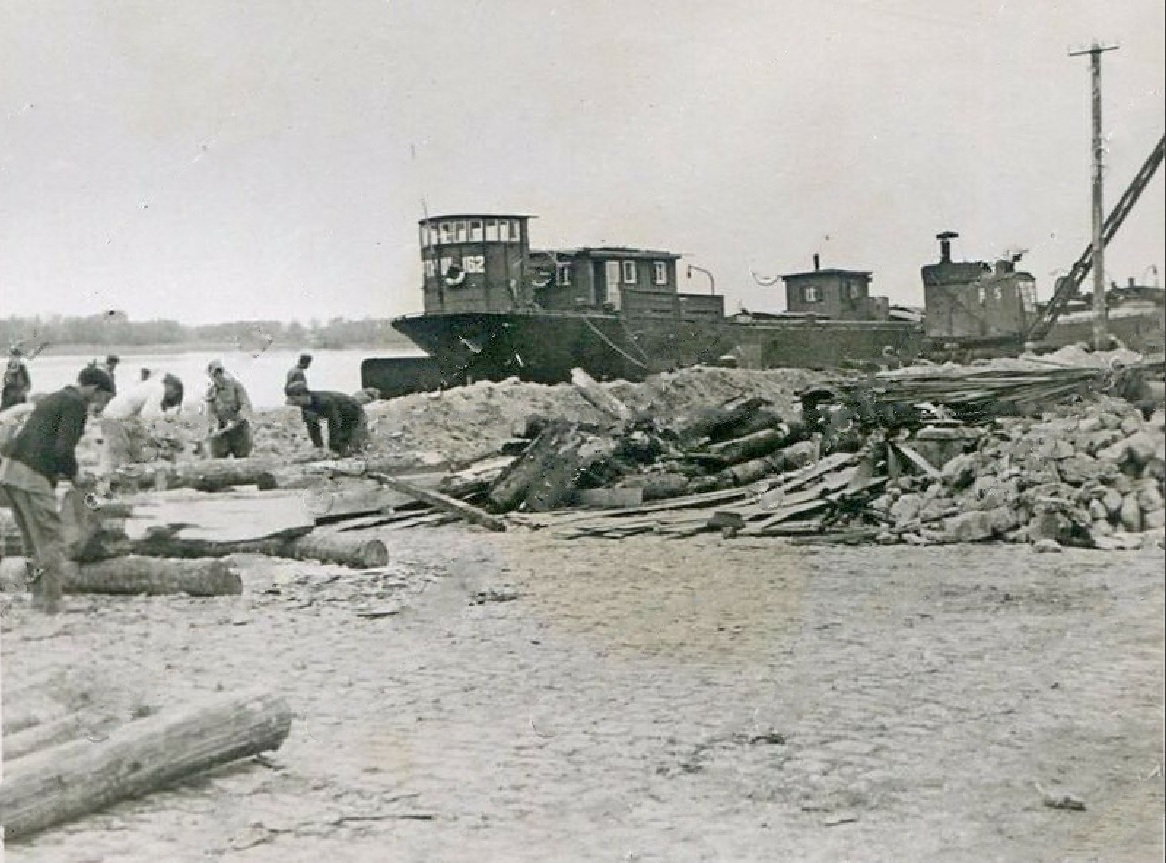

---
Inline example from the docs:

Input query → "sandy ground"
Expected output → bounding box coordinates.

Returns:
[2,523,1163,863]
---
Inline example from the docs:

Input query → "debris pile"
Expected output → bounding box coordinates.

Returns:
[478,357,1165,551]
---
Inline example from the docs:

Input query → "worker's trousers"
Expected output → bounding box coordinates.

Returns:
[0,480,67,613]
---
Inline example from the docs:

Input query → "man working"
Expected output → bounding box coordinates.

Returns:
[203,360,253,458]
[285,353,313,397]
[99,372,185,475]
[286,385,368,457]
[2,346,33,410]
[0,365,115,613]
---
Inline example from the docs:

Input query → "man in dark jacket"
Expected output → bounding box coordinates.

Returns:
[2,346,32,410]
[0,365,115,613]
[288,387,368,457]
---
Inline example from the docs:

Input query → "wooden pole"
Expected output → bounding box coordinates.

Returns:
[1070,42,1117,350]
[0,691,292,840]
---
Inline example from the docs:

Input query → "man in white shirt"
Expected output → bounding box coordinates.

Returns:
[100,373,185,476]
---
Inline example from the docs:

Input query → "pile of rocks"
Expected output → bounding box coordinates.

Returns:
[870,394,1165,549]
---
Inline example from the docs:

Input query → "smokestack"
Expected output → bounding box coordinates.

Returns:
[812,253,821,271]
[936,231,959,263]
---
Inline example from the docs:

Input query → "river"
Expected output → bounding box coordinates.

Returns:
[18,347,424,410]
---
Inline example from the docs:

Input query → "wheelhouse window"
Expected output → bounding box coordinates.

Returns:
[499,220,512,242]
[419,225,428,248]
[848,282,861,299]
[1019,280,1037,313]
[439,222,453,244]
[653,261,667,285]
[622,260,637,284]
[455,221,468,243]
[470,220,483,242]
[485,219,499,242]
[803,286,819,303]
[556,262,572,286]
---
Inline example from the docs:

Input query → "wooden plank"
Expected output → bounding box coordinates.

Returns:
[367,472,507,532]
[893,443,942,479]
[118,489,314,543]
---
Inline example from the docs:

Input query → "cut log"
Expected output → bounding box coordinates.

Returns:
[704,427,789,465]
[113,458,282,493]
[67,557,242,596]
[674,396,771,445]
[4,710,106,763]
[570,368,633,423]
[488,422,580,512]
[0,691,292,840]
[367,472,506,531]
[285,532,389,568]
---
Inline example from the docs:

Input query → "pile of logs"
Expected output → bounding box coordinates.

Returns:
[1,690,292,840]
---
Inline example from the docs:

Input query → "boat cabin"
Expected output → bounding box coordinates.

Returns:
[416,212,723,320]
[781,256,887,321]
[920,232,1038,342]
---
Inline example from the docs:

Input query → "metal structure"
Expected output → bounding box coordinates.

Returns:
[1025,131,1165,343]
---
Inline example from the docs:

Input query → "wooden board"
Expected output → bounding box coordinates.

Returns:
[118,488,315,543]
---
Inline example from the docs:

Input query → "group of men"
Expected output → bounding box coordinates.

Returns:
[0,348,369,615]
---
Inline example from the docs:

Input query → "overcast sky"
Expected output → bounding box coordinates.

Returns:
[1,0,1163,326]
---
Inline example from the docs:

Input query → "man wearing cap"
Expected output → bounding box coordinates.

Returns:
[0,365,115,613]
[203,360,253,458]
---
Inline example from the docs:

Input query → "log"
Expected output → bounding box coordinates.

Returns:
[0,691,293,841]
[286,532,389,568]
[113,458,282,493]
[674,396,771,444]
[704,427,789,465]
[66,556,242,596]
[570,368,633,423]
[4,710,105,763]
[368,472,507,531]
[488,422,580,512]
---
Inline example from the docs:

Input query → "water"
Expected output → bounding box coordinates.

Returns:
[19,347,423,411]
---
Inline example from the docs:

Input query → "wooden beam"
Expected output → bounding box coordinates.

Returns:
[367,472,507,532]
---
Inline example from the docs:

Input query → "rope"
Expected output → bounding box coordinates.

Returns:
[582,317,651,371]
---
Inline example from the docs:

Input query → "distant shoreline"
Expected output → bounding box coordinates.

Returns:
[36,339,416,358]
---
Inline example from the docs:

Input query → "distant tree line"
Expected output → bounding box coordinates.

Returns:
[1,314,412,351]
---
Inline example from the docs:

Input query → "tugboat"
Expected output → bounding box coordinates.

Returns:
[366,212,733,391]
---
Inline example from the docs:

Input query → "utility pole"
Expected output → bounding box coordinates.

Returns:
[1069,41,1118,350]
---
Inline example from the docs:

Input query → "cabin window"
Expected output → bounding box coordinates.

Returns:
[622,260,637,284]
[848,282,861,299]
[485,219,499,242]
[556,262,572,286]
[424,260,436,278]
[977,286,986,304]
[654,262,667,285]
[803,286,819,303]
[439,222,453,244]
[511,220,522,242]
[499,220,511,242]
[455,221,468,243]
[419,225,428,248]
[470,220,483,242]
[1019,280,1037,313]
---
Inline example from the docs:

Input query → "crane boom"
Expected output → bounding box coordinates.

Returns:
[1026,131,1166,342]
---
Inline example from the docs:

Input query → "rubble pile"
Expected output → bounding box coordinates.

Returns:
[867,396,1166,549]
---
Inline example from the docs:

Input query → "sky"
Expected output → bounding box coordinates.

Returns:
[1,0,1163,326]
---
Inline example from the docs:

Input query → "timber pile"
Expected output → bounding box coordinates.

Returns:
[0,690,292,841]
